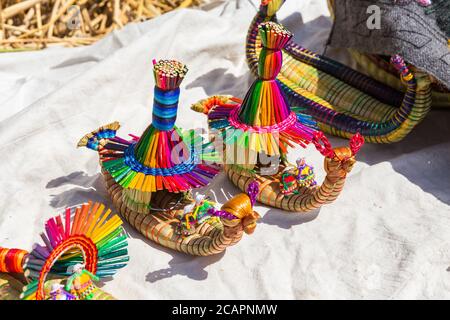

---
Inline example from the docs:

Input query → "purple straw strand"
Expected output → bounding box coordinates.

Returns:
[246,181,259,206]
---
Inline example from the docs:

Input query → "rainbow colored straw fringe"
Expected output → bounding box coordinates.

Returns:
[20,201,129,300]
[78,60,220,213]
[207,22,317,168]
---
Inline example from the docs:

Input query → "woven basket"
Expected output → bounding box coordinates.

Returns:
[247,0,433,143]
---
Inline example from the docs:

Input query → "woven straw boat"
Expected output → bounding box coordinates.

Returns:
[246,0,433,143]
[0,202,128,300]
[193,21,364,213]
[327,0,450,109]
[79,60,259,256]
[193,95,362,213]
[0,273,114,300]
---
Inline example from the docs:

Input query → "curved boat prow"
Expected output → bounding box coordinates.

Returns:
[224,133,363,213]
[0,202,128,300]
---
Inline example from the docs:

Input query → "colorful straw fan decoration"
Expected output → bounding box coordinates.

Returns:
[246,0,434,143]
[193,21,364,213]
[14,202,129,300]
[78,59,220,214]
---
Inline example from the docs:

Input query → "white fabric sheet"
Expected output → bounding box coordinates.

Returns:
[0,0,449,299]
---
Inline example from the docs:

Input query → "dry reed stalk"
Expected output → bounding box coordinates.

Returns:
[0,0,204,51]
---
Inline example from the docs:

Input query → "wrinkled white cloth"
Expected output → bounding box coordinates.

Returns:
[0,0,449,300]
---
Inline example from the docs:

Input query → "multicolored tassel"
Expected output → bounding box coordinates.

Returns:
[207,22,317,169]
[79,60,220,213]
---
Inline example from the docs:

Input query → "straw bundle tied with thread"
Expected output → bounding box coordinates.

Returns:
[0,0,203,51]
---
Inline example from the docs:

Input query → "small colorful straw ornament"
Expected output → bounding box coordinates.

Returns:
[49,283,76,300]
[176,194,216,237]
[174,191,259,238]
[245,0,435,143]
[65,263,99,300]
[79,59,260,256]
[280,158,316,197]
[193,21,364,213]
[0,201,129,300]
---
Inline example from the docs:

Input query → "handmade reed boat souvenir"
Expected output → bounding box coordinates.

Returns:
[78,59,260,256]
[0,201,129,300]
[193,21,364,213]
[246,0,434,143]
[327,0,450,109]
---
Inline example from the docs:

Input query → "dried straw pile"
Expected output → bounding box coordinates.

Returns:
[0,0,203,51]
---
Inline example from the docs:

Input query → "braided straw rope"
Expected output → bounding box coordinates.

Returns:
[104,171,259,256]
[247,0,433,143]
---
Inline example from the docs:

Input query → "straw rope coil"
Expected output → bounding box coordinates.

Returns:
[224,141,359,212]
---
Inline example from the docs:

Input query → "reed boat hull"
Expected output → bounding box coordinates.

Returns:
[103,172,245,256]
